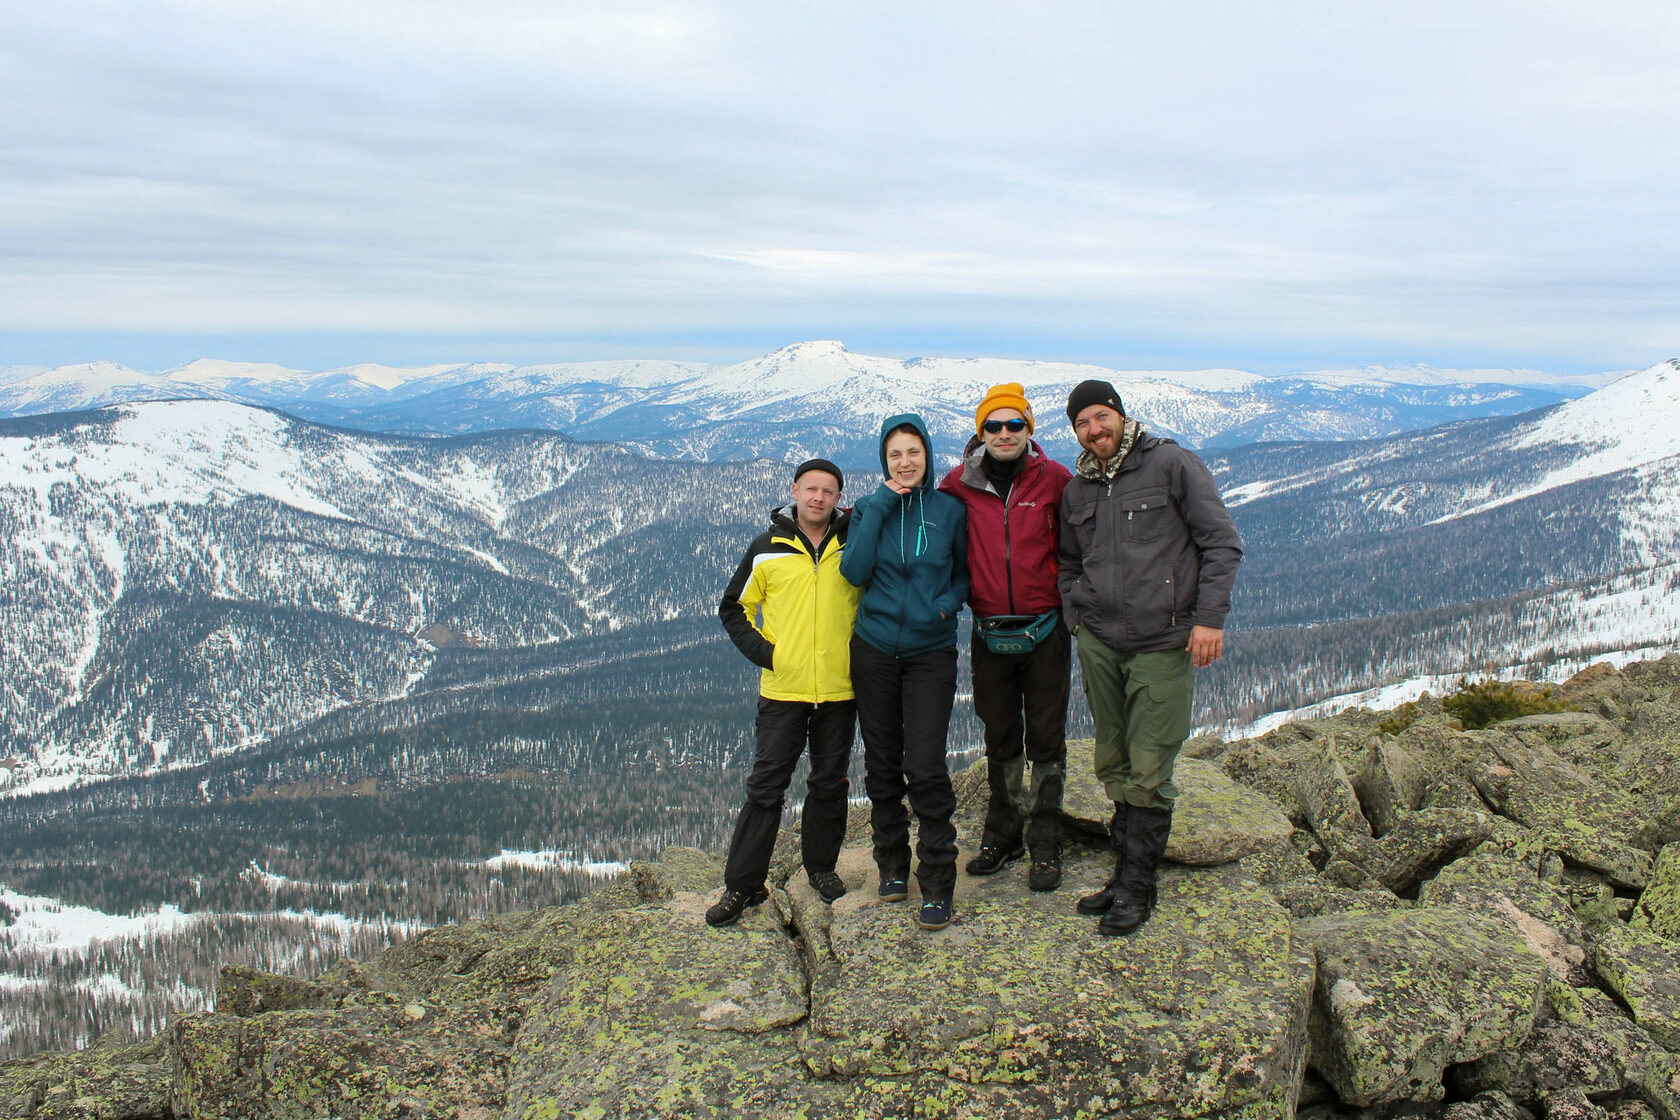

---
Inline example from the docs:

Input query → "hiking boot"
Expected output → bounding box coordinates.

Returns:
[1077,855,1121,914]
[877,874,910,902]
[1079,803,1129,914]
[705,886,768,928]
[808,869,847,903]
[917,897,954,930]
[1028,854,1062,892]
[1076,881,1118,915]
[964,842,1025,876]
[1100,805,1172,937]
[1099,884,1158,937]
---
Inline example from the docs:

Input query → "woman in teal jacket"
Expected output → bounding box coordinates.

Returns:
[841,413,969,930]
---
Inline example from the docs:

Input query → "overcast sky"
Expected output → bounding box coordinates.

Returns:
[3,1,1677,374]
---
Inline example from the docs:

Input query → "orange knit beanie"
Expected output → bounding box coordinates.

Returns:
[974,382,1034,434]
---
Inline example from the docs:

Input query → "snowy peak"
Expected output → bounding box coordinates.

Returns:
[0,343,1652,461]
[1518,360,1680,472]
[166,359,309,386]
[326,362,480,390]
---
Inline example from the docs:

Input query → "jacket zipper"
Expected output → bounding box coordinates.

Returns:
[1002,478,1015,614]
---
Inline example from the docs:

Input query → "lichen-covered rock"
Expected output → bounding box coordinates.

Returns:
[1608,1101,1664,1120]
[1166,758,1297,866]
[803,865,1314,1118]
[172,849,728,1120]
[215,964,333,1017]
[1352,734,1426,837]
[1267,876,1407,921]
[1367,806,1494,895]
[505,842,1316,1120]
[0,1033,169,1120]
[1633,844,1680,941]
[1454,994,1635,1102]
[1595,919,1680,1052]
[1455,984,1680,1120]
[1436,1090,1540,1120]
[1220,728,1376,864]
[1461,725,1655,889]
[1545,1086,1613,1120]
[501,880,816,1119]
[1421,848,1592,984]
[1299,906,1547,1107]
[172,1000,515,1120]
[1059,743,1295,867]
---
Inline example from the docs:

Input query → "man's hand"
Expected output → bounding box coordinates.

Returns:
[1187,625,1224,668]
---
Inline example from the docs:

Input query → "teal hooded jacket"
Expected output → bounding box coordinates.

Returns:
[840,413,970,657]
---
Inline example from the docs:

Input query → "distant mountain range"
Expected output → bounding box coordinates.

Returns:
[0,341,1621,471]
[1,359,1676,796]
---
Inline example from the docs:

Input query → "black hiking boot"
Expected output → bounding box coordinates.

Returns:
[1077,802,1128,914]
[1028,849,1062,892]
[705,885,769,927]
[808,869,848,903]
[964,842,1025,876]
[1098,805,1172,938]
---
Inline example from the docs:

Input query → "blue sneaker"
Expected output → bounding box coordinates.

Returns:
[917,897,954,930]
[878,875,909,902]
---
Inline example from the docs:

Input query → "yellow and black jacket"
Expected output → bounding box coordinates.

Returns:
[718,505,860,703]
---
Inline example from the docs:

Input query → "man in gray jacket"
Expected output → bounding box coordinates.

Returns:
[1057,379,1242,937]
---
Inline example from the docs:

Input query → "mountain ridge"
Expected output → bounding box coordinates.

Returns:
[0,342,1635,470]
[0,361,1677,798]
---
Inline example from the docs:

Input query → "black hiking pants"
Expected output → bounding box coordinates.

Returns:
[722,697,856,893]
[849,636,959,900]
[970,619,1071,856]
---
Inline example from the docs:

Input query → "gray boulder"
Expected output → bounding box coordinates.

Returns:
[1421,847,1592,984]
[1298,906,1547,1107]
[1057,741,1296,866]
[1221,727,1377,864]
[1633,843,1680,941]
[1367,806,1494,895]
[1595,919,1680,1052]
[1454,985,1680,1120]
[1352,733,1427,836]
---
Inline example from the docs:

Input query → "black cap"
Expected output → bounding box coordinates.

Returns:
[1066,379,1125,424]
[793,458,844,490]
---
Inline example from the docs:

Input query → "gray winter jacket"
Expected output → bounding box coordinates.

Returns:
[1056,433,1242,656]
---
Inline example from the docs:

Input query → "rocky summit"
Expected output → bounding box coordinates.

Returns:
[7,655,1680,1119]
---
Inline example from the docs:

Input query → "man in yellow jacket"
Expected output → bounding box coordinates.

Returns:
[710,458,863,927]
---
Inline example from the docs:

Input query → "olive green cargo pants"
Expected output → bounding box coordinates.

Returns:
[1074,627,1193,810]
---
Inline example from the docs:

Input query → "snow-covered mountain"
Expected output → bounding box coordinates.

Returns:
[0,360,1675,794]
[1205,358,1680,726]
[0,342,1616,468]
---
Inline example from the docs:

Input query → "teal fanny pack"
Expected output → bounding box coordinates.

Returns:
[976,610,1059,655]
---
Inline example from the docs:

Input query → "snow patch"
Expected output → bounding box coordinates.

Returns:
[480,849,628,877]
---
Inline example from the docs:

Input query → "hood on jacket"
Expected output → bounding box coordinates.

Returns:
[877,412,937,491]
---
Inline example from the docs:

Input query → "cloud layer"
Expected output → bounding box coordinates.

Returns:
[4,1,1677,371]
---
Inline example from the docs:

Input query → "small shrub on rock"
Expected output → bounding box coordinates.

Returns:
[1443,677,1568,730]
[1377,700,1422,737]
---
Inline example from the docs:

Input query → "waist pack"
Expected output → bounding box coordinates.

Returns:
[975,611,1060,655]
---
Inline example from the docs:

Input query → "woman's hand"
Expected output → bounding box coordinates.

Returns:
[883,477,913,495]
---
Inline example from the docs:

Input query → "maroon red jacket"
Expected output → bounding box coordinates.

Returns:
[938,438,1072,618]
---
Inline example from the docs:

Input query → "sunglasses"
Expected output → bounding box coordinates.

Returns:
[982,419,1028,434]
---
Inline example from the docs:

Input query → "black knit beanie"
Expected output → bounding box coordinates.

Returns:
[1065,379,1125,424]
[793,458,844,491]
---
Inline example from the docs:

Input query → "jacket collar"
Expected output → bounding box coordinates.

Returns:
[1075,420,1148,481]
[959,439,1045,496]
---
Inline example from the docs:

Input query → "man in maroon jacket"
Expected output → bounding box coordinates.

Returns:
[939,383,1074,891]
